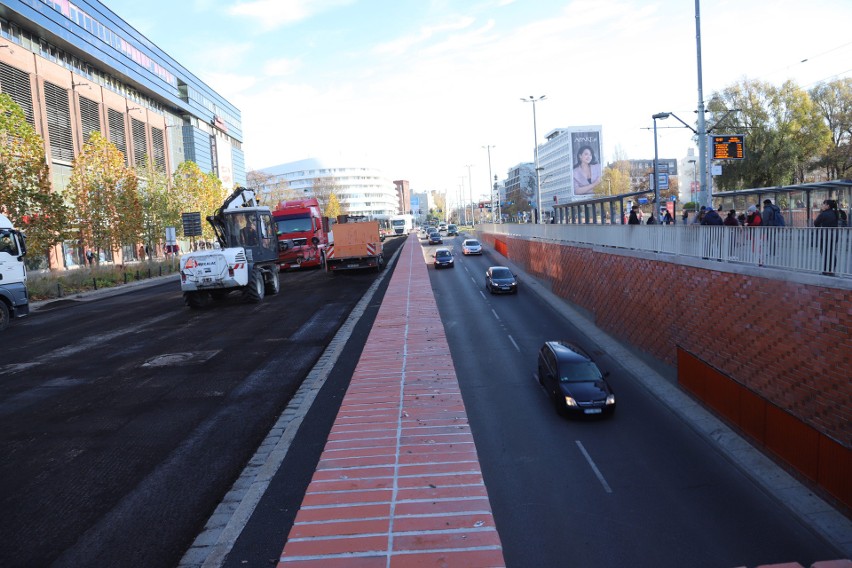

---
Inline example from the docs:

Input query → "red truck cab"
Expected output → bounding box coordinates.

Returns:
[272,198,328,269]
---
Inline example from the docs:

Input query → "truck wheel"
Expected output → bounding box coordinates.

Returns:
[243,268,265,303]
[0,302,9,331]
[185,291,211,309]
[265,269,280,295]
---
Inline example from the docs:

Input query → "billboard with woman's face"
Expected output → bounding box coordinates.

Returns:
[570,127,603,196]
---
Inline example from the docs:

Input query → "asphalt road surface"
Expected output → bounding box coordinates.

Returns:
[0,236,404,568]
[425,234,841,568]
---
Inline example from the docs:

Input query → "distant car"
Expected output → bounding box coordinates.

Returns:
[447,224,458,236]
[537,341,615,418]
[439,223,448,233]
[428,232,443,245]
[433,248,454,269]
[462,239,482,255]
[485,266,518,294]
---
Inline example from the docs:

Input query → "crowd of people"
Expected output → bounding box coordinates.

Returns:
[626,198,848,229]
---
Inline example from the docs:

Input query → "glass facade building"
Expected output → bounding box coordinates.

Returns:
[0,0,245,193]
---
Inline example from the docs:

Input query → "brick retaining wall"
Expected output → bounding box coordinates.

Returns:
[478,233,851,449]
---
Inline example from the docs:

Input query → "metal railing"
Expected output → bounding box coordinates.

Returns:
[480,223,851,278]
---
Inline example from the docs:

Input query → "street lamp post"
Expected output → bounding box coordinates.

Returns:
[494,175,500,224]
[651,112,670,221]
[465,164,474,226]
[521,95,546,223]
[483,145,495,222]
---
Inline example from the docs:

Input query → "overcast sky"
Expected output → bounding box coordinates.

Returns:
[106,0,852,200]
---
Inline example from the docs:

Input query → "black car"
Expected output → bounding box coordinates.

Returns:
[537,341,615,418]
[428,232,443,245]
[433,248,454,268]
[446,224,458,236]
[485,266,518,294]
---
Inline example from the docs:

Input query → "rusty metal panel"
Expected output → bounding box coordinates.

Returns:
[764,404,820,481]
[817,435,852,510]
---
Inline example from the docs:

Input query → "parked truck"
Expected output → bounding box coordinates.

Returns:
[272,198,328,270]
[179,187,290,308]
[0,214,29,331]
[324,218,384,273]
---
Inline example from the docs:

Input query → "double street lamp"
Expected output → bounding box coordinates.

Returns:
[521,95,546,223]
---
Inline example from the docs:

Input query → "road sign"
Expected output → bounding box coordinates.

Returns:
[711,134,745,160]
[181,212,203,237]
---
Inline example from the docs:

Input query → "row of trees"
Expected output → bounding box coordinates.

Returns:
[1,93,228,268]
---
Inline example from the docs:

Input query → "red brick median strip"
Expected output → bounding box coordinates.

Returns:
[279,235,505,567]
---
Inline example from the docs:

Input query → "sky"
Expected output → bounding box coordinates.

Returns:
[105,0,852,202]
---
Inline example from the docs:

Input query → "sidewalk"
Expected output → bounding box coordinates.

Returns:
[276,234,505,566]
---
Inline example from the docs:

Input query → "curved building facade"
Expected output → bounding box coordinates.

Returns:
[261,158,399,220]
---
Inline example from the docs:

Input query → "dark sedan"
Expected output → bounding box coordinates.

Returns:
[428,233,443,245]
[433,248,454,268]
[485,266,518,294]
[537,340,615,418]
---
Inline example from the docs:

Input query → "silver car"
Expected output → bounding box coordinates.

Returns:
[462,239,482,255]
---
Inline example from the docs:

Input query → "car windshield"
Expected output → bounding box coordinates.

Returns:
[436,251,451,258]
[491,268,512,279]
[466,240,480,246]
[560,362,603,382]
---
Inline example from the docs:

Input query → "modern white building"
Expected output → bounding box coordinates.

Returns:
[260,158,399,220]
[537,128,573,212]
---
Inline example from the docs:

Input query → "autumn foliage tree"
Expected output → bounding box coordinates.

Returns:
[0,93,70,264]
[171,161,227,242]
[68,132,142,261]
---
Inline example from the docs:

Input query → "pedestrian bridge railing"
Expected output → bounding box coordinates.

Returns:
[479,223,851,279]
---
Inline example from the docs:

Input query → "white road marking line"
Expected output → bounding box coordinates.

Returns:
[507,335,520,352]
[575,440,612,494]
[491,309,500,321]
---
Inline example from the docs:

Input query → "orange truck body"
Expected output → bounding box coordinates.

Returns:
[325,221,384,272]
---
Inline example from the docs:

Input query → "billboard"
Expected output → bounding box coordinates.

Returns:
[569,126,603,197]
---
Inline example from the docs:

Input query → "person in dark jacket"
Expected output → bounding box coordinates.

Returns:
[628,206,642,225]
[723,210,739,226]
[814,199,839,274]
[701,207,723,225]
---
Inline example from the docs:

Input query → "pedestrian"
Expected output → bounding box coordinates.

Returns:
[628,206,642,225]
[646,213,657,225]
[701,207,723,225]
[746,205,762,226]
[692,206,707,225]
[762,199,785,226]
[663,210,674,225]
[814,199,839,274]
[86,249,94,265]
[681,209,689,224]
[724,210,739,226]
[737,213,746,226]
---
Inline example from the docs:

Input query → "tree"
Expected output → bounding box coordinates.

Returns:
[171,161,226,242]
[311,176,342,213]
[325,192,342,220]
[709,79,830,189]
[136,159,171,257]
[600,160,632,196]
[246,169,296,208]
[0,93,70,264]
[432,192,447,217]
[68,132,141,261]
[810,78,852,179]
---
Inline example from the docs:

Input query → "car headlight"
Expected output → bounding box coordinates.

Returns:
[565,396,577,407]
[606,394,616,405]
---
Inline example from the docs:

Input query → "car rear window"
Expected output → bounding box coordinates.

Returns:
[559,362,603,382]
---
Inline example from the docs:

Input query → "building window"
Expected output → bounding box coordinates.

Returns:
[107,108,128,164]
[79,95,100,145]
[151,127,165,171]
[0,61,34,125]
[132,117,146,166]
[44,81,74,162]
